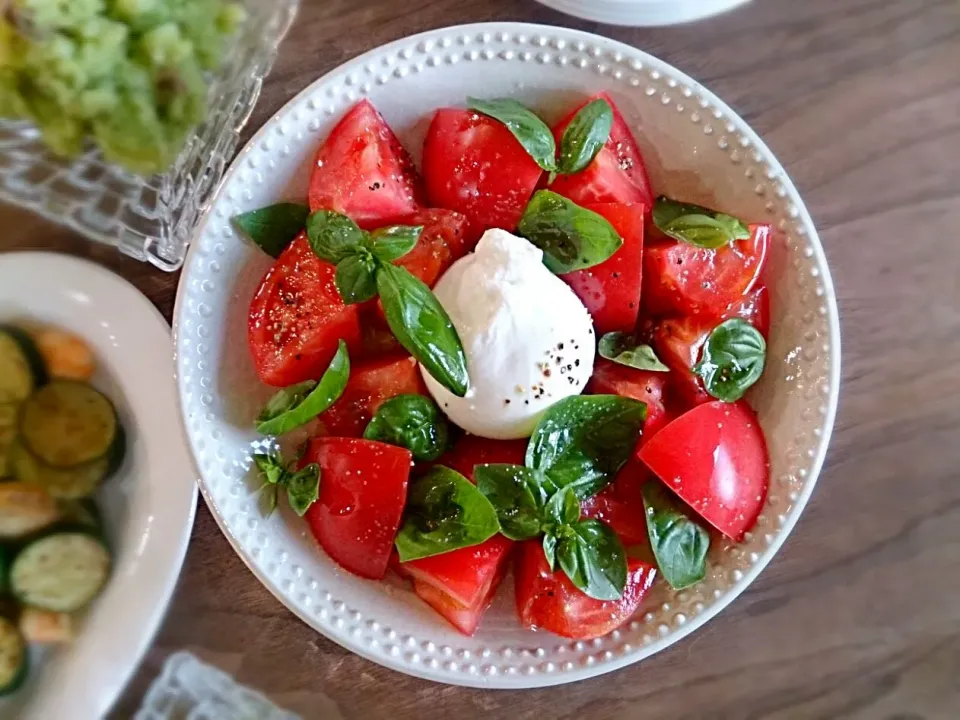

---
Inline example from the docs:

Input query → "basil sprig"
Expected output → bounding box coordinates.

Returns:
[653,196,751,249]
[473,395,643,599]
[232,203,309,258]
[363,394,449,461]
[253,450,320,517]
[307,210,469,397]
[526,394,647,498]
[643,482,710,590]
[598,332,669,372]
[518,190,623,274]
[556,98,613,175]
[468,97,557,172]
[694,318,766,402]
[394,466,500,562]
[468,96,614,179]
[255,341,350,435]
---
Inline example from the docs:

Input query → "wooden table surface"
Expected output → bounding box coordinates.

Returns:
[3,0,960,717]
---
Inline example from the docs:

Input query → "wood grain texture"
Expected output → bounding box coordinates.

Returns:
[3,0,960,717]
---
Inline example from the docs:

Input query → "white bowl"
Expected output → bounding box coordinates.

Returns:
[175,23,840,688]
[0,252,198,717]
[535,0,751,26]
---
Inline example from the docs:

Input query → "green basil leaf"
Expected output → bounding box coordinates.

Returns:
[475,464,554,541]
[694,318,766,402]
[542,532,558,571]
[468,97,557,172]
[557,98,613,175]
[598,332,670,372]
[286,463,321,517]
[526,394,647,499]
[376,263,470,398]
[395,466,500,561]
[556,519,627,601]
[335,252,379,305]
[544,484,581,528]
[258,482,279,517]
[369,225,423,263]
[518,190,623,274]
[306,210,367,263]
[652,196,751,249]
[643,482,709,590]
[255,341,350,435]
[232,203,309,258]
[253,451,287,486]
[363,394,449,461]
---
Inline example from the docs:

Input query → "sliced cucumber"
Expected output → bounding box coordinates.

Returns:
[0,405,16,478]
[9,440,109,500]
[0,327,46,406]
[11,530,111,612]
[0,482,60,540]
[0,616,27,695]
[19,380,118,469]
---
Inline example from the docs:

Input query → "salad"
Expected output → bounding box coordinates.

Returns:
[235,91,771,640]
[0,325,122,693]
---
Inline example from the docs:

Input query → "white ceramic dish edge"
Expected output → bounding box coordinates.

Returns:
[175,22,840,689]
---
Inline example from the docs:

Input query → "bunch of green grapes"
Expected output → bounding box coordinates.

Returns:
[0,0,245,174]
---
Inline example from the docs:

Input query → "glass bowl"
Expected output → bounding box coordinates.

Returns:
[0,0,298,271]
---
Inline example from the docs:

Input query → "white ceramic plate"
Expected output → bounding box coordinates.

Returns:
[175,23,840,688]
[535,0,751,27]
[0,252,198,718]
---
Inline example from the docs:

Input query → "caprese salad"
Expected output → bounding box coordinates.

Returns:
[234,91,771,640]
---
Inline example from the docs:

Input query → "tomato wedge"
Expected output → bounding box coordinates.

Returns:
[409,558,507,636]
[726,283,770,339]
[643,224,770,319]
[437,433,528,478]
[248,232,362,387]
[639,401,769,541]
[549,92,654,211]
[318,354,427,437]
[580,488,649,547]
[302,437,412,579]
[588,359,667,427]
[653,316,713,409]
[308,99,424,229]
[391,208,476,288]
[422,108,543,232]
[562,202,645,335]
[515,540,657,640]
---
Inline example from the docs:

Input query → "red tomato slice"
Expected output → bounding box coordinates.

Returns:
[549,92,654,211]
[588,359,667,424]
[580,489,649,547]
[639,401,770,541]
[653,316,713,410]
[643,224,770,319]
[726,283,770,339]
[422,108,543,232]
[247,232,362,387]
[308,99,424,229]
[514,540,657,640]
[391,208,476,288]
[410,556,507,636]
[318,354,427,437]
[302,437,412,579]
[562,202,645,335]
[436,434,528,478]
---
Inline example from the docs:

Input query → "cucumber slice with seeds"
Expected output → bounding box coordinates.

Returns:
[0,616,27,695]
[11,530,111,612]
[0,327,46,406]
[19,381,118,469]
[9,439,109,500]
